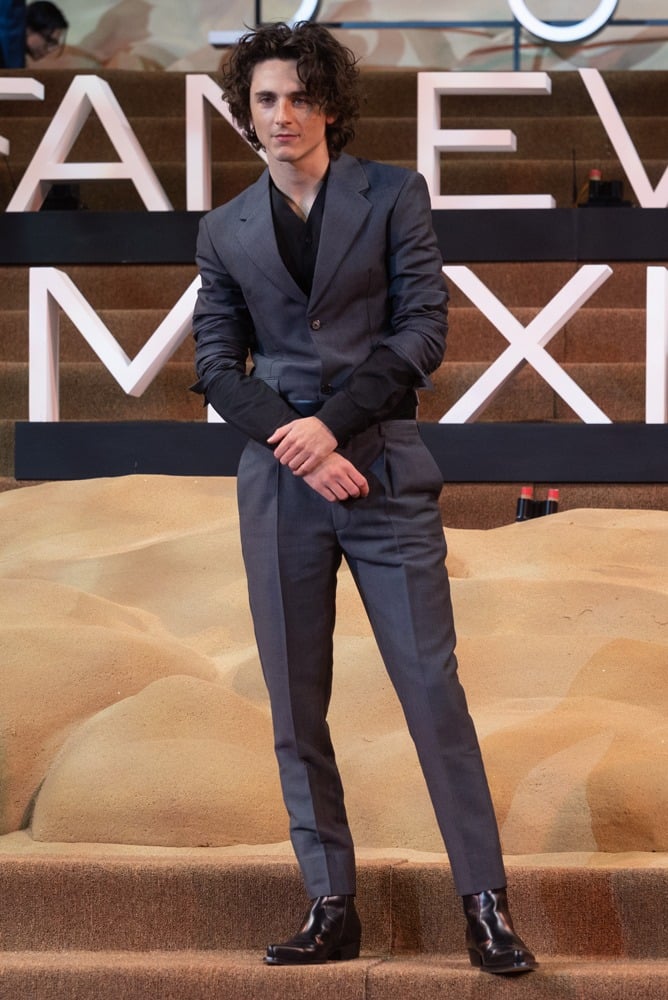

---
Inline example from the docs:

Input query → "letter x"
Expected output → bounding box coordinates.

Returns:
[441,264,613,423]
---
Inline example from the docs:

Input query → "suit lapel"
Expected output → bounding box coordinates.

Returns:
[234,155,371,309]
[235,170,306,304]
[310,155,371,312]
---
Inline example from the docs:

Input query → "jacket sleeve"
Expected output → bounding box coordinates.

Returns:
[191,214,298,444]
[317,169,448,443]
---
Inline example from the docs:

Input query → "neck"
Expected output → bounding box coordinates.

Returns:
[268,156,330,220]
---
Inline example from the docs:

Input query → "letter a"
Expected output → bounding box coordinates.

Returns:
[7,75,172,212]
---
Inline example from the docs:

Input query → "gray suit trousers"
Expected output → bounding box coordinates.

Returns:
[237,420,506,898]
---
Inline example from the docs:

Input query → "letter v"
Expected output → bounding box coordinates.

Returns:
[579,68,668,208]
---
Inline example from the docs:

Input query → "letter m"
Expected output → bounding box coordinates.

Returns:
[29,267,201,421]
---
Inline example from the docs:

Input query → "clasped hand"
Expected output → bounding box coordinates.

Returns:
[267,417,369,502]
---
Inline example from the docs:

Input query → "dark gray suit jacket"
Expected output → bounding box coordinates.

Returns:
[192,153,448,445]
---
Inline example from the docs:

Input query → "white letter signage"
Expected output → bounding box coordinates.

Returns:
[417,72,554,209]
[441,264,613,423]
[186,74,266,212]
[646,268,668,424]
[508,0,619,44]
[579,68,668,208]
[29,268,200,421]
[7,76,172,212]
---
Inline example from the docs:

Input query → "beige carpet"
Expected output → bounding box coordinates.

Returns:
[0,475,666,862]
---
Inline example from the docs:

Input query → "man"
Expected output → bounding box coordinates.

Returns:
[0,1,66,67]
[192,21,536,975]
[25,1,67,62]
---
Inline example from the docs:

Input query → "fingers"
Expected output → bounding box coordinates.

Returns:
[268,429,369,502]
[266,422,292,446]
[303,455,369,502]
[268,417,337,473]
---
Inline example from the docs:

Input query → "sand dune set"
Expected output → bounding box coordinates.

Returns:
[0,476,666,858]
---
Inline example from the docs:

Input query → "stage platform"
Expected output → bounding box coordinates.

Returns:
[1,836,667,999]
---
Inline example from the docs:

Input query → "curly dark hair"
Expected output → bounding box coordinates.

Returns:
[27,2,69,34]
[220,21,360,158]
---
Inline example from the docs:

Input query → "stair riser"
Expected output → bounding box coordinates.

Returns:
[0,312,650,365]
[391,866,668,959]
[0,861,665,958]
[4,115,666,164]
[0,264,654,312]
[0,860,392,954]
[3,160,661,211]
[1,957,665,1000]
[2,70,667,121]
[0,362,648,423]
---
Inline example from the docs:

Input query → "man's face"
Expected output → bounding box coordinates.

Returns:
[249,59,334,171]
[26,26,66,61]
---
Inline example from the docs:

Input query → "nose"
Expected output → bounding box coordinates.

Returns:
[274,98,292,124]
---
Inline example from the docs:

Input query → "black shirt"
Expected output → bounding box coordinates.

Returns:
[270,177,326,296]
[269,176,418,441]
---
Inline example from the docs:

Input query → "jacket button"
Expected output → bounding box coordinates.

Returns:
[310,319,321,331]
[321,383,333,395]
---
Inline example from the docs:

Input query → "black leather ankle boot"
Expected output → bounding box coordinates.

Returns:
[463,886,537,974]
[265,894,362,965]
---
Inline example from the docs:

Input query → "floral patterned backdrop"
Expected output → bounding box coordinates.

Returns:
[33,1,668,71]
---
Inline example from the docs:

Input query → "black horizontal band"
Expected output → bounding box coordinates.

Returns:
[1,208,667,265]
[14,420,668,483]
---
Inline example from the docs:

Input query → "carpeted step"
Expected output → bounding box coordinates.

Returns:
[0,361,202,421]
[0,855,388,954]
[3,68,664,211]
[425,361,645,423]
[0,262,652,312]
[1,951,666,1000]
[0,258,651,364]
[365,69,667,120]
[427,158,662,210]
[0,855,667,999]
[0,419,14,477]
[0,307,647,366]
[0,70,188,119]
[0,266,198,312]
[8,111,664,166]
[5,156,658,211]
[3,69,663,121]
[0,359,646,423]
[446,262,651,308]
[0,310,196,362]
[0,117,258,164]
[365,956,668,1000]
[0,950,378,1000]
[0,855,666,957]
[446,308,645,363]
[405,115,666,158]
[0,261,652,313]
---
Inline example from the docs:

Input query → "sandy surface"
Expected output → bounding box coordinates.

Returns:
[0,476,665,861]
